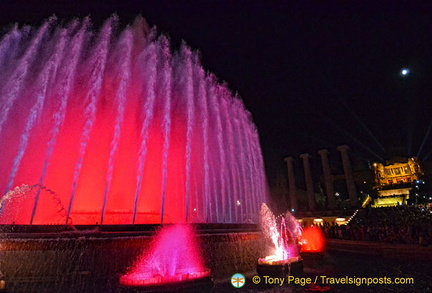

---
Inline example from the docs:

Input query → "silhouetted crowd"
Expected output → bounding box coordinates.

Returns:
[323,205,432,246]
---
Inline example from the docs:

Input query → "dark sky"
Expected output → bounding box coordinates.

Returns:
[2,0,432,186]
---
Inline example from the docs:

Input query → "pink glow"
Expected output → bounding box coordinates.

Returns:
[120,224,210,286]
[300,226,326,253]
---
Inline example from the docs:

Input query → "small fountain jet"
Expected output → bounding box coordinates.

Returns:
[257,204,303,277]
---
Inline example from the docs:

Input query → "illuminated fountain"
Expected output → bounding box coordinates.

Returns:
[0,16,267,226]
[119,224,212,291]
[257,204,303,277]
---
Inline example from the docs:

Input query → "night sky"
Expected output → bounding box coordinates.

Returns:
[2,1,432,186]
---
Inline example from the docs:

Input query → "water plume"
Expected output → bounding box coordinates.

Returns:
[0,16,267,225]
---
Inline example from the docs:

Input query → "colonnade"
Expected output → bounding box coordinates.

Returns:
[284,144,357,210]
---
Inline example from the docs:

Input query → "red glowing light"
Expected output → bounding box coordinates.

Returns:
[120,224,210,287]
[300,226,325,253]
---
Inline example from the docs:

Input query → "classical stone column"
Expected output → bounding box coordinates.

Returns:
[318,149,336,210]
[284,157,298,211]
[300,153,316,211]
[337,145,358,207]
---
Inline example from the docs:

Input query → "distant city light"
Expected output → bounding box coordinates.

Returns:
[401,68,409,76]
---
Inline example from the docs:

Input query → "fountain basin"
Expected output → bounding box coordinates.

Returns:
[0,224,264,291]
[257,255,303,278]
[118,270,213,292]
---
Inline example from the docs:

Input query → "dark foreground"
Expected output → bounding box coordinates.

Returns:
[2,250,431,292]
[1,228,431,292]
[214,251,432,293]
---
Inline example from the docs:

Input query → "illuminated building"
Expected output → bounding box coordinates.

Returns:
[372,157,424,207]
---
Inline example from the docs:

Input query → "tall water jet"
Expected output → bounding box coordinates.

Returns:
[0,16,267,225]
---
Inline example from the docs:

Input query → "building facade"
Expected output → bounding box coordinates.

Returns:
[372,157,424,207]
